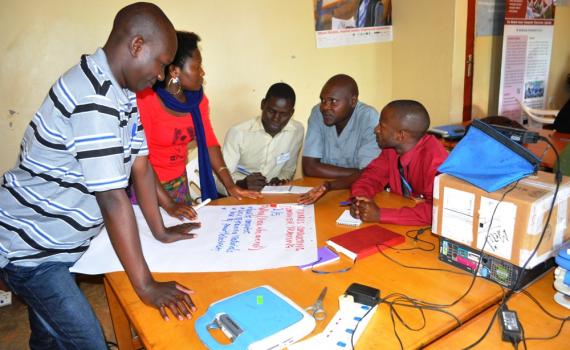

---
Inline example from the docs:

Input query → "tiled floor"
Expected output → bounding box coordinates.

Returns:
[0,275,116,349]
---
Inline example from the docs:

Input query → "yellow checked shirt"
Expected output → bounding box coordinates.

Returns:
[219,117,304,194]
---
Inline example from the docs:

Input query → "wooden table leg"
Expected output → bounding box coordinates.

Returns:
[103,276,142,350]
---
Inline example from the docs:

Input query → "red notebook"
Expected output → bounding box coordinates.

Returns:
[326,225,405,261]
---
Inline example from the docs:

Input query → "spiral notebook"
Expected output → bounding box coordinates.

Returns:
[336,210,362,227]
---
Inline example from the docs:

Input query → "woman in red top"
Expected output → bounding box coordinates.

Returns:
[137,31,258,219]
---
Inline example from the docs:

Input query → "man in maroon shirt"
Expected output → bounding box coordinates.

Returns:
[300,99,447,226]
[349,100,448,225]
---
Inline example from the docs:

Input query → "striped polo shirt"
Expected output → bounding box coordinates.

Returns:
[0,48,148,267]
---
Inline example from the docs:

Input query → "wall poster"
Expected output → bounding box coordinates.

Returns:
[313,0,393,48]
[498,0,556,126]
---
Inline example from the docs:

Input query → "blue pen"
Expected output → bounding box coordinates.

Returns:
[236,165,252,176]
[339,200,352,206]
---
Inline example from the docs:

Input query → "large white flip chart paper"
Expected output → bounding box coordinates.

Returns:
[71,204,317,274]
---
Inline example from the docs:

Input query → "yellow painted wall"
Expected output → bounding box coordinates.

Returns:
[0,0,393,173]
[392,0,466,126]
[2,1,567,175]
[472,4,570,118]
[472,35,503,118]
[547,5,570,109]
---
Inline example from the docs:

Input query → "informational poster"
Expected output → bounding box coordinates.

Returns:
[71,204,317,274]
[498,0,555,125]
[313,0,393,48]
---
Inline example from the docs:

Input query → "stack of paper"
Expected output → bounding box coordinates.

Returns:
[261,185,312,194]
[336,210,362,227]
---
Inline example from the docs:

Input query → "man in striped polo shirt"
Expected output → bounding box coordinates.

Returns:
[0,3,200,349]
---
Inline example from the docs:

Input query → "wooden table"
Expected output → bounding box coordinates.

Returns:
[426,272,570,349]
[526,130,570,170]
[103,178,505,349]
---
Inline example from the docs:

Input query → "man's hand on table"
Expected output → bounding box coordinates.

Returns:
[227,183,262,200]
[350,197,380,222]
[298,182,329,205]
[138,280,197,321]
[236,173,266,191]
[152,222,201,243]
[164,201,197,221]
[268,177,289,186]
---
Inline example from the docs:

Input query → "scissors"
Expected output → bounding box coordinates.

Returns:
[305,287,327,321]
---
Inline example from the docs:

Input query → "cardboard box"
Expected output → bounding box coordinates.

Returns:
[432,172,570,268]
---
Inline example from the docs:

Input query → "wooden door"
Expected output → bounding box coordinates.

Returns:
[463,0,477,121]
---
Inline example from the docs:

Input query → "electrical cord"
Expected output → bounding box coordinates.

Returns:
[520,289,570,321]
[385,294,465,350]
[376,243,471,276]
[346,226,474,350]
[402,227,436,251]
[350,303,375,350]
[310,227,435,276]
[388,182,517,310]
[344,140,561,349]
[520,321,528,350]
[463,135,562,349]
[369,181,516,349]
[519,289,570,342]
[309,257,355,274]
[523,318,568,342]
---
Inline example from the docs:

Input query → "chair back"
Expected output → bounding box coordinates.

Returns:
[186,157,202,203]
[516,98,557,126]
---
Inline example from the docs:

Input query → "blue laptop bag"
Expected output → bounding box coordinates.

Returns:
[438,119,540,192]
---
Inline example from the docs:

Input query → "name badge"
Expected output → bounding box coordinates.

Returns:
[276,152,290,164]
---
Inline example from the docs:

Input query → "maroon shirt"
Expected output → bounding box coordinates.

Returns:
[351,134,448,225]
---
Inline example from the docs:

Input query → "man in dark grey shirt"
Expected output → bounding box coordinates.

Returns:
[302,74,380,178]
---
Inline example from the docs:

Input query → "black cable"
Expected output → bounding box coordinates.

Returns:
[386,182,517,311]
[524,319,568,341]
[388,296,428,332]
[348,173,532,349]
[376,244,471,276]
[403,227,436,251]
[350,303,375,350]
[381,295,465,350]
[520,289,570,321]
[373,181,515,349]
[464,136,562,349]
[385,295,463,326]
[518,289,570,342]
[346,158,551,349]
[309,256,354,274]
[512,136,562,291]
[361,184,515,349]
[520,321,528,350]
[463,305,502,349]
[389,302,405,350]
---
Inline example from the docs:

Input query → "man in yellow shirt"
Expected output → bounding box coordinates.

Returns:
[220,83,304,192]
